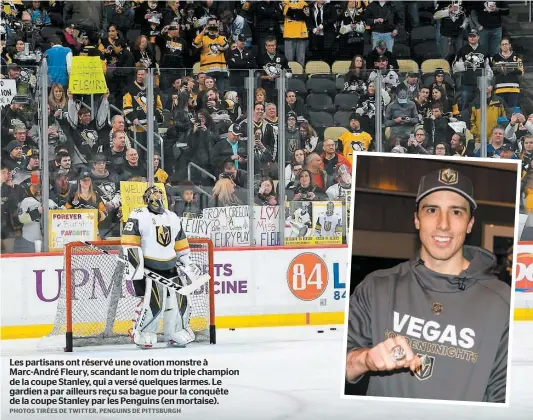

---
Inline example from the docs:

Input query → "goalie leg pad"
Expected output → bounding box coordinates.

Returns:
[164,275,195,347]
[131,275,166,348]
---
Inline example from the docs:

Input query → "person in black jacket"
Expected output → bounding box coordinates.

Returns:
[210,123,247,176]
[226,34,257,92]
[257,36,292,103]
[346,167,510,403]
[364,0,404,52]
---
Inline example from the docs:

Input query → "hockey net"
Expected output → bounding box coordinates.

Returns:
[43,239,215,351]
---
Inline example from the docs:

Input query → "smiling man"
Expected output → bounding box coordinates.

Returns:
[345,167,511,402]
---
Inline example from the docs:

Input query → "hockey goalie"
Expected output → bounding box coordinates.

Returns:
[121,186,200,349]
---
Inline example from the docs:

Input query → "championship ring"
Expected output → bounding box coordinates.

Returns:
[391,345,406,362]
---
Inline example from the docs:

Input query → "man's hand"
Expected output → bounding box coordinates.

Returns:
[395,116,403,124]
[346,336,422,382]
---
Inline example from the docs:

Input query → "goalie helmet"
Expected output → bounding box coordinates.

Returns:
[143,185,165,214]
[326,201,335,216]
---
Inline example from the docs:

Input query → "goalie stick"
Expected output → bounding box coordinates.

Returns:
[82,241,210,296]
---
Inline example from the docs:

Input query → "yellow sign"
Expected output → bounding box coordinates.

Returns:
[68,56,108,94]
[120,182,169,222]
[48,209,98,251]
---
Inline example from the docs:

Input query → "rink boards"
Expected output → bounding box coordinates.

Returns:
[1,243,532,340]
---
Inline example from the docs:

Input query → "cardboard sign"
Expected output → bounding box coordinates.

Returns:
[0,79,16,107]
[68,56,108,94]
[48,209,98,251]
[120,182,168,222]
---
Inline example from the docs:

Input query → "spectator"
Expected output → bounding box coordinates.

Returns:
[384,85,419,142]
[252,102,277,161]
[307,0,335,62]
[107,1,134,37]
[224,91,243,122]
[209,177,242,207]
[120,148,146,180]
[471,1,509,57]
[197,76,217,110]
[27,1,51,27]
[335,0,367,60]
[365,39,399,70]
[48,84,68,125]
[519,135,533,175]
[321,138,351,177]
[12,151,40,186]
[255,88,267,104]
[44,35,72,88]
[469,82,507,142]
[504,112,532,143]
[257,36,292,102]
[265,103,278,127]
[452,28,491,111]
[1,165,16,253]
[424,103,456,148]
[30,104,67,163]
[53,151,78,179]
[186,109,218,178]
[430,68,455,102]
[159,23,189,90]
[474,126,509,157]
[2,141,26,172]
[253,0,283,51]
[256,177,278,206]
[285,112,301,160]
[368,55,399,95]
[66,171,107,224]
[295,121,320,156]
[49,170,73,208]
[400,72,420,101]
[337,115,373,165]
[491,37,524,114]
[292,168,326,201]
[63,1,107,36]
[107,39,135,103]
[431,85,451,114]
[220,160,248,189]
[174,182,201,218]
[434,141,449,156]
[153,153,169,185]
[282,0,309,67]
[450,132,474,157]
[355,80,391,135]
[305,152,328,192]
[364,0,403,51]
[106,130,128,171]
[16,172,59,253]
[285,149,306,187]
[219,8,249,45]
[193,17,229,92]
[405,130,431,155]
[414,86,431,121]
[67,90,110,164]
[498,143,519,160]
[132,35,155,70]
[433,0,469,59]
[123,68,163,160]
[1,96,31,133]
[227,34,257,90]
[62,24,81,53]
[343,55,368,95]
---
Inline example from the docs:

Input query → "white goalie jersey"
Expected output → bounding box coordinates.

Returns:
[315,213,342,237]
[121,207,190,271]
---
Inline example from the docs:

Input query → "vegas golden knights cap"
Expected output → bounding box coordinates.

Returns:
[416,168,477,210]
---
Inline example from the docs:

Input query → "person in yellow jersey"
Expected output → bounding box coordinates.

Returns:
[283,0,309,67]
[336,114,374,165]
[193,17,229,93]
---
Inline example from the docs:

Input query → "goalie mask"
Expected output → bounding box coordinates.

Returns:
[143,186,165,214]
[326,201,335,216]
[337,164,352,189]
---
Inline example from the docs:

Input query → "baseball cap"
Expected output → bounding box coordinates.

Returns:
[287,111,297,120]
[377,39,387,50]
[228,123,242,136]
[7,62,21,70]
[237,34,246,42]
[79,171,91,180]
[499,143,514,152]
[435,68,445,76]
[469,28,479,36]
[416,168,477,210]
[377,54,388,61]
[7,140,22,153]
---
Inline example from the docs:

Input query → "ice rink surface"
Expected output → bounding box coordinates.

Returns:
[2,322,533,420]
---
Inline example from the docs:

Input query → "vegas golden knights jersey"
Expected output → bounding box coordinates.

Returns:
[315,213,342,237]
[121,207,190,270]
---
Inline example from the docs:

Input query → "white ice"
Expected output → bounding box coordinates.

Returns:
[2,322,533,420]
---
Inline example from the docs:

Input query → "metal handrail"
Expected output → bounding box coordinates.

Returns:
[187,162,217,182]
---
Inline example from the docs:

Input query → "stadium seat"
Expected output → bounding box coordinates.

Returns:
[421,59,451,75]
[331,61,351,75]
[421,73,455,89]
[127,29,142,47]
[324,126,348,142]
[335,75,346,91]
[397,59,419,74]
[306,78,336,96]
[193,62,201,74]
[392,43,411,59]
[306,93,335,112]
[412,42,441,62]
[308,111,334,127]
[334,93,360,111]
[287,78,307,96]
[410,26,437,45]
[288,61,304,75]
[305,60,331,75]
[334,111,353,127]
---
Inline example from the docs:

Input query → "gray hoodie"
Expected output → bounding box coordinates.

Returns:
[347,245,510,403]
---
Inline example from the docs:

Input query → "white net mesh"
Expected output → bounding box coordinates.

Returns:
[44,240,214,349]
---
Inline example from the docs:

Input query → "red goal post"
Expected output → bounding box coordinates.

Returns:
[48,238,216,352]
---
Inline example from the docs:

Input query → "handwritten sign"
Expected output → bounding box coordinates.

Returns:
[69,56,108,94]
[254,206,281,246]
[0,79,16,107]
[202,206,250,247]
[48,209,98,251]
[181,217,214,239]
[120,181,168,222]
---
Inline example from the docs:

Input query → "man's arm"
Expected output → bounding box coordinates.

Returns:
[483,320,508,403]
